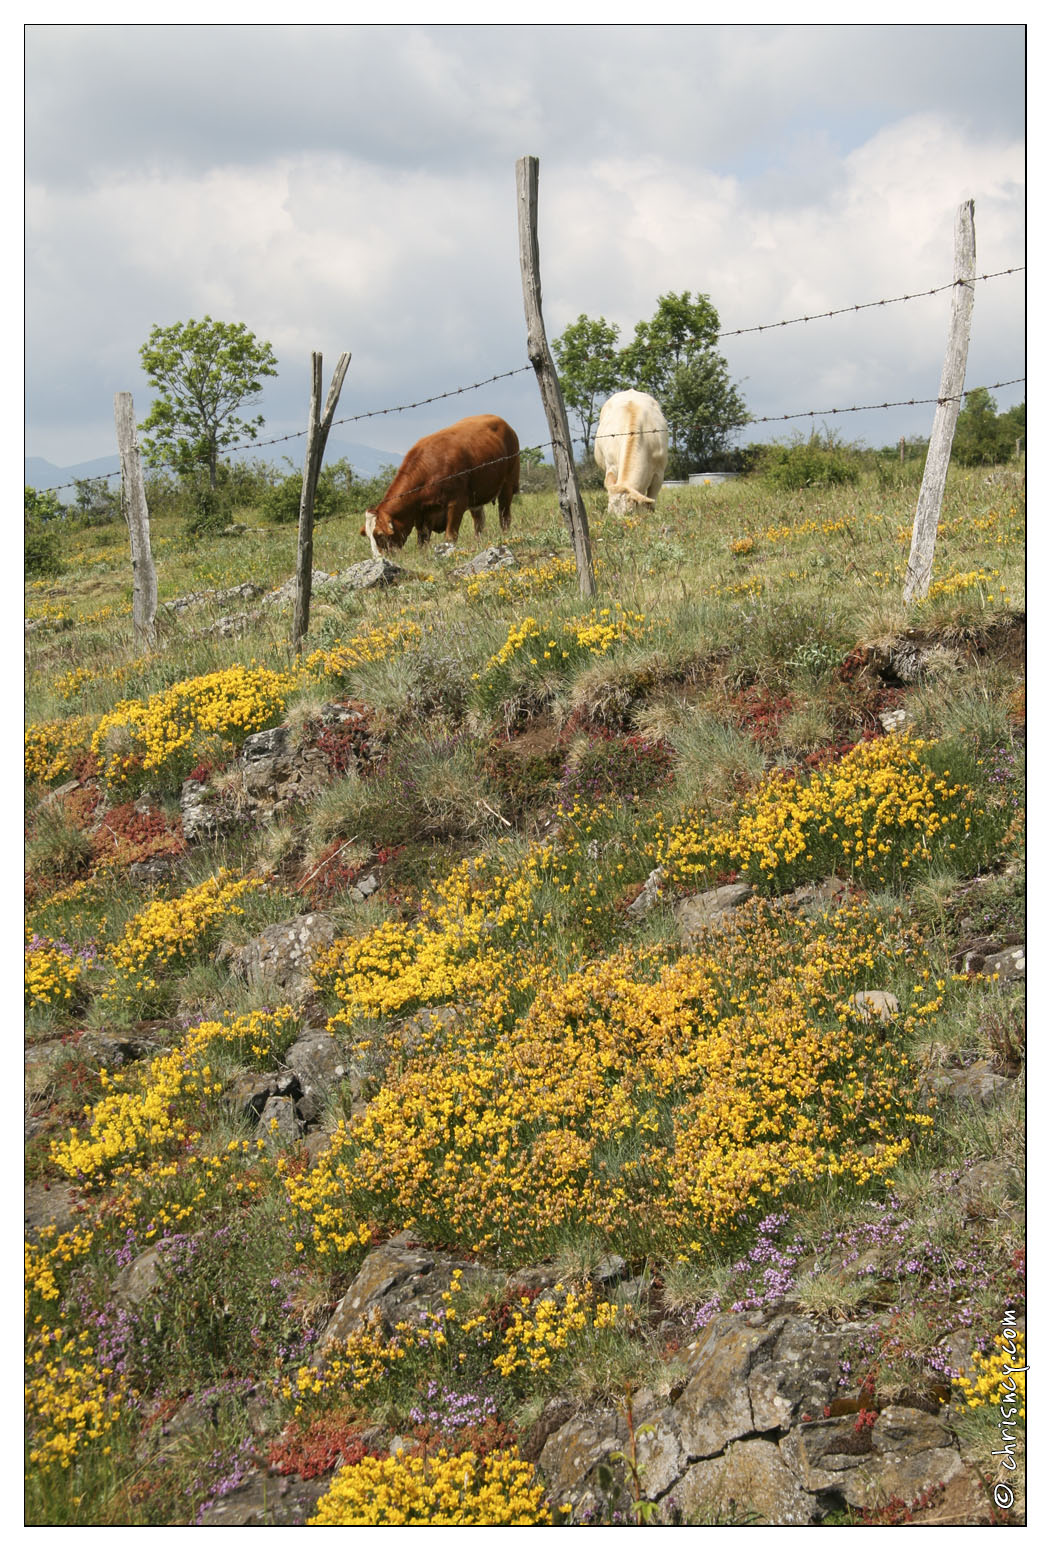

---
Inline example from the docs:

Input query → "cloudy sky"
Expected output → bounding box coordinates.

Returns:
[25,21,1025,479]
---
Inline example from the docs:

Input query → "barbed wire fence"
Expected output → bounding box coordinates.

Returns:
[32,267,1024,500]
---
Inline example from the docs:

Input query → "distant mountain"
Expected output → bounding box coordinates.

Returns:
[25,439,402,495]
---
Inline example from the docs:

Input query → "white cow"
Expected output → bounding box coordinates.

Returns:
[594,391,669,516]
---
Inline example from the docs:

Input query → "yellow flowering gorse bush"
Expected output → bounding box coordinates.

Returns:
[96,871,261,1013]
[660,735,981,892]
[309,1447,551,1525]
[51,1005,296,1182]
[91,663,295,787]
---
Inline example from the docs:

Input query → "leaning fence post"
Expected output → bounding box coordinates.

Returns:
[903,199,976,604]
[114,391,158,644]
[516,155,596,598]
[293,350,352,654]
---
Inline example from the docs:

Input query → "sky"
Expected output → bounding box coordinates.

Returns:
[24,20,1026,480]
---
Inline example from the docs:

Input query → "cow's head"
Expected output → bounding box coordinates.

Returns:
[362,508,404,558]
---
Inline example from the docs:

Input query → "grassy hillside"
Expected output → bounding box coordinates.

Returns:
[25,463,1025,1524]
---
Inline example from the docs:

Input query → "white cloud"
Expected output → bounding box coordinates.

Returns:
[24,25,1025,468]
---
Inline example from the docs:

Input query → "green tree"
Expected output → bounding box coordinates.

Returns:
[620,292,748,476]
[952,389,1025,467]
[138,317,279,487]
[25,486,66,577]
[552,314,624,457]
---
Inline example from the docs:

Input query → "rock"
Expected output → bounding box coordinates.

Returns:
[981,944,1025,983]
[128,856,182,887]
[316,1231,490,1355]
[519,1397,577,1464]
[350,872,380,903]
[672,1312,785,1458]
[925,1060,1010,1108]
[671,1439,818,1525]
[632,1410,684,1499]
[538,1407,626,1519]
[748,1316,877,1433]
[25,1040,69,1099]
[226,1070,292,1122]
[853,990,900,1023]
[223,912,340,1000]
[673,884,754,942]
[505,1262,561,1300]
[180,779,236,846]
[25,1180,77,1241]
[207,612,251,638]
[165,581,264,615]
[451,545,515,577]
[878,707,915,734]
[283,1030,361,1125]
[957,1158,1024,1218]
[266,570,336,608]
[257,1094,300,1149]
[77,1031,167,1070]
[334,558,403,589]
[627,867,664,917]
[197,1470,332,1526]
[592,1254,628,1287]
[112,1244,166,1306]
[778,876,854,914]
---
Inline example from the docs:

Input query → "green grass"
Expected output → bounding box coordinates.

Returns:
[24,460,1025,1524]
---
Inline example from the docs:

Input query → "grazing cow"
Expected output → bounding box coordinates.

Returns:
[594,391,669,516]
[362,415,520,556]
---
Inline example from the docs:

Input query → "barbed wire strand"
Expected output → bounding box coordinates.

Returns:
[717,266,1023,339]
[31,268,1024,497]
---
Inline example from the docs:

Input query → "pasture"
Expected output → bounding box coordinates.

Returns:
[25,462,1025,1524]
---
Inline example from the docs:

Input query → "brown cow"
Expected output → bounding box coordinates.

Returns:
[362,414,520,555]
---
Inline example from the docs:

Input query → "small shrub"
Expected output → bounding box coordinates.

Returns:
[759,434,861,490]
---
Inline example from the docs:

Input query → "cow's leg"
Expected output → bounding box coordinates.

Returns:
[470,506,486,536]
[497,477,513,532]
[445,500,467,544]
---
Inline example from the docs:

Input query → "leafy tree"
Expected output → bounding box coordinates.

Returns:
[138,317,279,487]
[552,314,624,457]
[71,476,121,527]
[25,487,66,577]
[952,389,1025,466]
[25,486,66,523]
[620,292,748,476]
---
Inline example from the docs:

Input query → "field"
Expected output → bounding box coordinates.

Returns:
[25,460,1025,1525]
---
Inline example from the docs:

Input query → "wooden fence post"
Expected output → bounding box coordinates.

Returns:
[515,155,596,598]
[903,199,976,604]
[293,350,352,654]
[114,391,158,644]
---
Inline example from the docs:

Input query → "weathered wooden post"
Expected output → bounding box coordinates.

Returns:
[899,435,906,464]
[114,391,157,644]
[515,155,596,598]
[903,199,976,604]
[293,350,352,654]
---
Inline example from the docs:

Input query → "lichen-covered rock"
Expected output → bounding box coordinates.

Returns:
[451,545,515,577]
[671,1439,818,1525]
[673,884,754,942]
[222,912,339,1000]
[316,1231,491,1354]
[671,1312,785,1458]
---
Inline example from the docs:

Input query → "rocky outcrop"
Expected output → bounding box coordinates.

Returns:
[316,1231,493,1354]
[451,545,516,577]
[220,912,340,1002]
[537,1307,994,1525]
[179,701,377,841]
